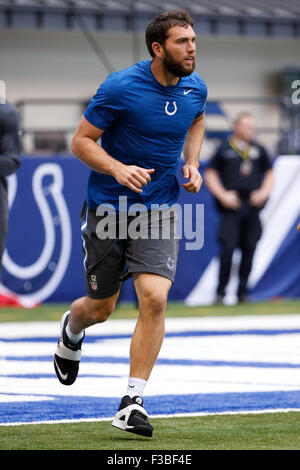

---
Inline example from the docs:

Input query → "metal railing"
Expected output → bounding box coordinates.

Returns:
[15,95,300,156]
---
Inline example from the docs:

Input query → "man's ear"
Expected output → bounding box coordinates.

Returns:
[152,42,164,58]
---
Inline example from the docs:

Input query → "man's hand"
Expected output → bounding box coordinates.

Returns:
[249,189,268,208]
[182,164,203,193]
[220,190,241,210]
[113,163,155,194]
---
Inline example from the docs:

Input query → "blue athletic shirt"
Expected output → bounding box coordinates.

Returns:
[83,60,207,210]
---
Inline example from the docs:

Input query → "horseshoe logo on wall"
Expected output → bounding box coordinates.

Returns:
[2,163,72,305]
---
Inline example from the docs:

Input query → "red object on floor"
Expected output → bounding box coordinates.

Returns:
[0,293,40,308]
[0,293,22,307]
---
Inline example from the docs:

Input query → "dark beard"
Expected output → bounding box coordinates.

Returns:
[162,48,195,77]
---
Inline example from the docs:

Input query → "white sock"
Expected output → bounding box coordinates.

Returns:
[127,377,147,398]
[66,323,84,344]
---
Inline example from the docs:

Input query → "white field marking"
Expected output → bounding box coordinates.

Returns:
[1,362,300,397]
[1,314,300,339]
[3,336,300,377]
[1,321,300,398]
[158,334,300,363]
[4,331,300,365]
[1,317,300,400]
[3,359,300,396]
[1,408,300,426]
[0,360,127,376]
[0,394,54,402]
[4,356,300,379]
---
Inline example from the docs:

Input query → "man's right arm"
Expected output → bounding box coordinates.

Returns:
[0,106,21,177]
[71,116,154,194]
[205,168,241,210]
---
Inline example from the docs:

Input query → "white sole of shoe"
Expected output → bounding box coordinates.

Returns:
[111,418,134,432]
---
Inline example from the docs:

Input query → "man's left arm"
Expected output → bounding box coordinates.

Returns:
[249,169,274,208]
[182,112,205,193]
[249,145,274,207]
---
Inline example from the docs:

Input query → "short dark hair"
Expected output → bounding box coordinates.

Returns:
[145,10,194,58]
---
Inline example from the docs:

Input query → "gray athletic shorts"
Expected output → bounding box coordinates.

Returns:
[80,202,179,299]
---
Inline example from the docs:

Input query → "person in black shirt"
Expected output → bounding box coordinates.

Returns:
[0,101,22,276]
[205,112,274,303]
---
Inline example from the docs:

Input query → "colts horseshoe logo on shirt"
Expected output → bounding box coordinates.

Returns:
[165,101,177,116]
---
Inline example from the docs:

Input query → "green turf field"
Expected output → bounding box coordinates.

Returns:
[1,412,300,450]
[0,299,299,450]
[0,299,299,322]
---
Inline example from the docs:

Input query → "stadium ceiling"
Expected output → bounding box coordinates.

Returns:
[0,0,299,37]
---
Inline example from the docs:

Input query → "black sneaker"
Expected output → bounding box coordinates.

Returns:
[54,311,85,386]
[112,395,153,437]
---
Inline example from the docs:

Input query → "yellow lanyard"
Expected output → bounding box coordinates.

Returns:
[228,138,251,161]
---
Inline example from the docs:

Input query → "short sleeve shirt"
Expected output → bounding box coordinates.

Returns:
[84,60,207,210]
[207,138,272,193]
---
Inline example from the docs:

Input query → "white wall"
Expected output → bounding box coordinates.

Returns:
[0,28,299,155]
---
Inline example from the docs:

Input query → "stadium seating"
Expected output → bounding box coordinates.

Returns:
[0,0,299,37]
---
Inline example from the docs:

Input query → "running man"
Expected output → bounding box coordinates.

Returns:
[54,9,207,437]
